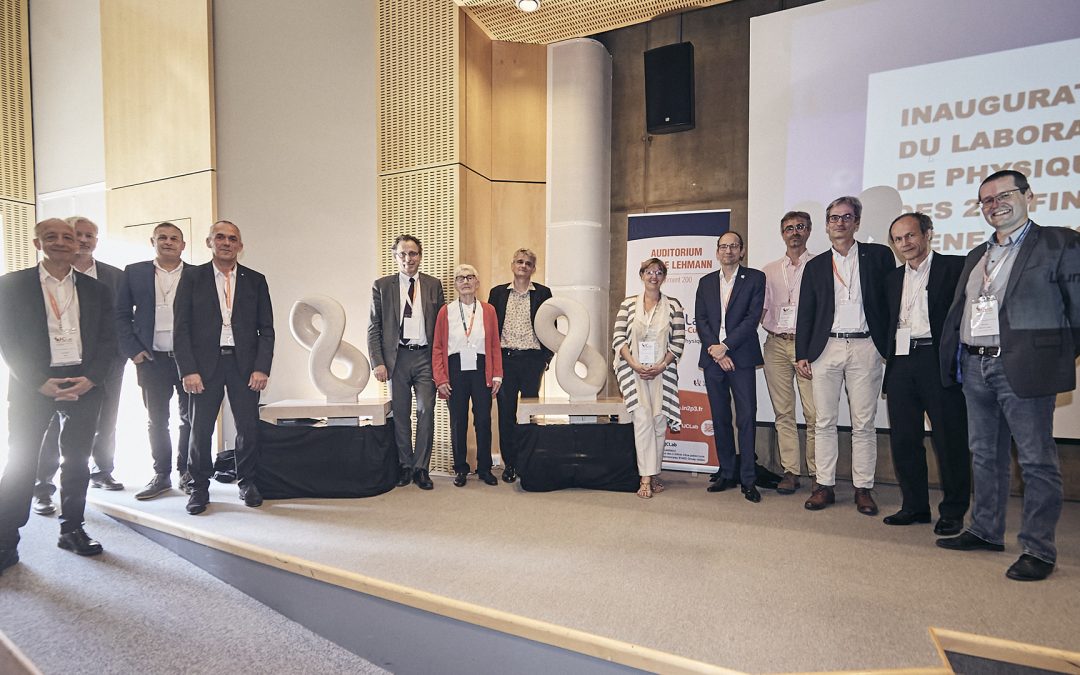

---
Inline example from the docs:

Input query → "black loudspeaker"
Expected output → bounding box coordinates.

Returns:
[644,42,695,134]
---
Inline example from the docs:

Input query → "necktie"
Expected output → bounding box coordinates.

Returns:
[401,277,415,343]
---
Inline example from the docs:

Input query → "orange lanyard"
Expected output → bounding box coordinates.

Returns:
[46,281,75,330]
[459,301,477,340]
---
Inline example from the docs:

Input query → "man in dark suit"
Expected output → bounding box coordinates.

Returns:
[882,213,969,536]
[173,220,274,515]
[32,216,126,517]
[116,222,192,500]
[796,196,895,515]
[487,248,553,483]
[937,170,1080,582]
[368,234,445,490]
[697,231,766,503]
[0,218,119,571]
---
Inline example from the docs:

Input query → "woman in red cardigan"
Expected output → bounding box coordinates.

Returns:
[433,264,504,487]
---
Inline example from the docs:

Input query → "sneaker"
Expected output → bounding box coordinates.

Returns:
[135,474,172,500]
[178,472,193,495]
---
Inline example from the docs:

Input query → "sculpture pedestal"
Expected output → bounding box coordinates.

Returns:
[516,396,629,424]
[259,398,392,426]
[515,421,637,492]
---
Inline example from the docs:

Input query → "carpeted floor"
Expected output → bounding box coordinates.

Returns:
[0,507,389,675]
[78,463,1080,674]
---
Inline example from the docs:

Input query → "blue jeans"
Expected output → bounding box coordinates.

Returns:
[961,353,1062,563]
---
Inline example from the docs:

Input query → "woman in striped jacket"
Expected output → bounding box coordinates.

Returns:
[612,257,685,499]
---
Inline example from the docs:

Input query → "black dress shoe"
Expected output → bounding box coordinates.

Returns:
[90,473,125,491]
[33,495,57,516]
[707,478,738,493]
[414,469,434,490]
[883,510,931,526]
[708,470,722,482]
[0,547,18,574]
[57,528,103,556]
[135,473,172,500]
[934,517,964,536]
[453,472,467,487]
[742,486,761,503]
[397,465,413,487]
[239,484,263,507]
[213,470,237,484]
[936,530,1004,552]
[186,490,209,515]
[179,472,193,495]
[478,472,498,486]
[1006,554,1054,582]
[501,466,517,483]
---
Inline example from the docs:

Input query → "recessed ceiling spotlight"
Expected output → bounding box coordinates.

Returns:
[516,0,540,12]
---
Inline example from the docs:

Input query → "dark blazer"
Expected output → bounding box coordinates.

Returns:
[116,260,187,359]
[172,262,274,380]
[486,281,554,363]
[0,266,118,397]
[367,272,445,377]
[883,253,965,393]
[695,265,766,369]
[795,242,896,362]
[940,222,1080,398]
[94,261,124,362]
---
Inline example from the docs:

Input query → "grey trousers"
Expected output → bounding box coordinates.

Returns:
[389,347,436,471]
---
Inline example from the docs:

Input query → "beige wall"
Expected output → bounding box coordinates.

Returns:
[213,0,378,400]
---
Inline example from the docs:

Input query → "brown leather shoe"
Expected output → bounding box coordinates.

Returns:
[776,472,801,494]
[854,488,878,516]
[804,485,834,510]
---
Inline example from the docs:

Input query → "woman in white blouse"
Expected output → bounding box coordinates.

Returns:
[432,264,504,487]
[612,258,685,499]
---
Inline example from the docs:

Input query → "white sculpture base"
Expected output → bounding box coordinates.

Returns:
[260,398,392,426]
[516,396,629,425]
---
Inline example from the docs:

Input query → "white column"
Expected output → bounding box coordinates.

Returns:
[545,38,612,395]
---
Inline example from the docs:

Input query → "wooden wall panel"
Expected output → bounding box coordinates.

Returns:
[460,166,492,292]
[462,13,492,179]
[491,182,546,283]
[100,0,215,189]
[491,41,546,183]
[107,172,216,265]
[0,0,32,204]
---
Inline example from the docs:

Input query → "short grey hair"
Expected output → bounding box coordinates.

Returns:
[453,263,479,279]
[511,248,536,265]
[65,216,98,234]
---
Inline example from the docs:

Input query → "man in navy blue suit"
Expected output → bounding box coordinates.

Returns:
[116,222,192,500]
[696,231,767,503]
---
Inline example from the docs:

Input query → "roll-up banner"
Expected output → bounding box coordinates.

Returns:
[625,210,729,472]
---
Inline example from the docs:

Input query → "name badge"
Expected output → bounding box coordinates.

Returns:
[155,303,173,332]
[835,301,860,330]
[50,333,81,366]
[776,305,796,330]
[638,340,658,365]
[894,325,911,356]
[970,295,1000,337]
[460,345,478,371]
[220,324,235,347]
[403,315,422,341]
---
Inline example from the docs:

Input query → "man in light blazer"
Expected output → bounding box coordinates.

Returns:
[882,213,969,536]
[796,195,895,516]
[173,220,274,515]
[368,234,446,490]
[115,222,192,500]
[0,218,118,569]
[33,216,126,517]
[696,231,767,503]
[937,170,1080,582]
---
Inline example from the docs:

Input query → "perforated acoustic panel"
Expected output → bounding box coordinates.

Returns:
[1,200,34,273]
[0,0,33,204]
[454,0,730,44]
[377,0,459,174]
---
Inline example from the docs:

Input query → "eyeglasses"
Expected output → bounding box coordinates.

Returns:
[782,223,808,233]
[395,251,420,260]
[454,274,477,282]
[826,214,857,224]
[717,244,742,251]
[642,269,666,277]
[513,259,535,267]
[978,188,1024,209]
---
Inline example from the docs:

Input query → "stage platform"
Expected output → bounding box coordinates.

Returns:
[80,469,1080,674]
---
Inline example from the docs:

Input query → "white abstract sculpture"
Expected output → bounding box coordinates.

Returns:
[289,295,369,403]
[534,296,607,401]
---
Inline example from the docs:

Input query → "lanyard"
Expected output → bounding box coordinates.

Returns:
[46,281,76,331]
[831,251,858,300]
[458,300,477,341]
[781,256,804,304]
[980,223,1029,295]
[156,266,180,305]
[900,257,931,324]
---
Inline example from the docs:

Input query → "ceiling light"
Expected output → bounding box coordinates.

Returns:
[516,0,540,12]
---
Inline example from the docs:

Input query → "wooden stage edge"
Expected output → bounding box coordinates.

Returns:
[89,499,739,675]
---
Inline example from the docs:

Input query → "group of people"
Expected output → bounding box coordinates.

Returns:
[616,170,1078,582]
[0,170,1075,584]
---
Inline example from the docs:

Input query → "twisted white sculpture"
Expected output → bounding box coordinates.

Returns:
[534,296,607,401]
[289,295,369,403]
